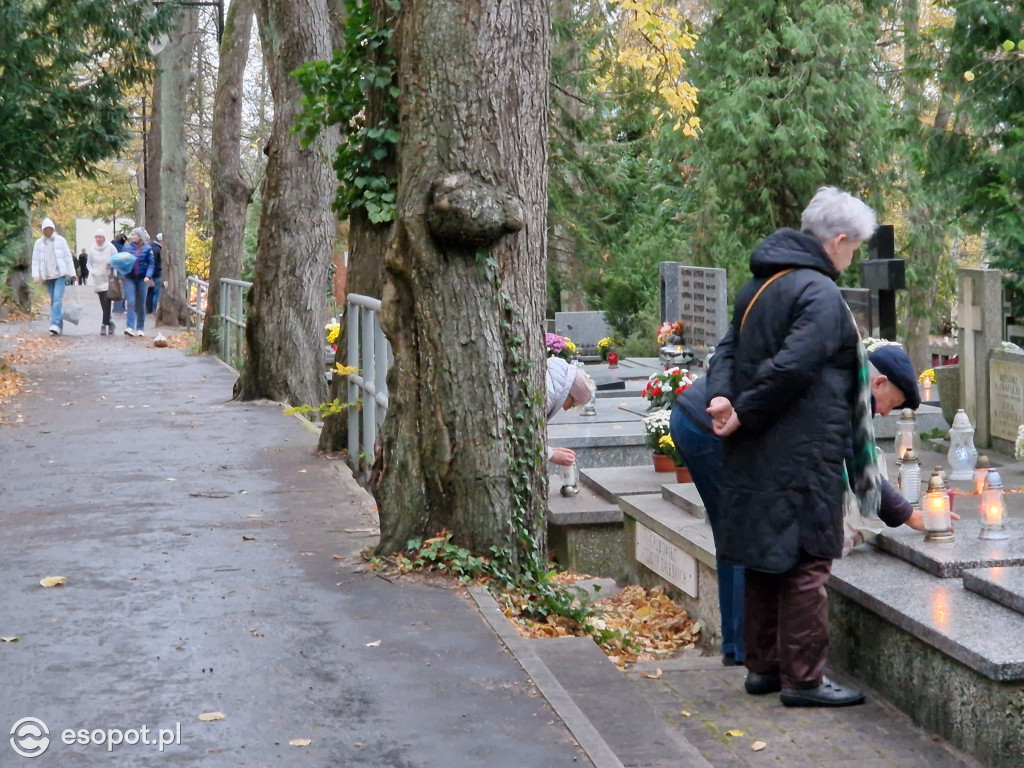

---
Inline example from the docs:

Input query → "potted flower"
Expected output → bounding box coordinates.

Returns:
[641,367,695,411]
[657,435,691,483]
[546,332,577,362]
[643,411,674,472]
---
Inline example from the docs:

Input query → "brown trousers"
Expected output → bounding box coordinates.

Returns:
[743,554,832,690]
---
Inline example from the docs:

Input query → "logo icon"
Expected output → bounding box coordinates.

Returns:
[10,718,50,758]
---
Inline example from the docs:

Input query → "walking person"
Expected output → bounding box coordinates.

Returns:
[77,249,89,286]
[147,233,163,314]
[31,217,76,336]
[706,186,881,708]
[86,229,118,335]
[121,227,154,337]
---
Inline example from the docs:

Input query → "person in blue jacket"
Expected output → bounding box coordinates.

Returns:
[121,227,154,337]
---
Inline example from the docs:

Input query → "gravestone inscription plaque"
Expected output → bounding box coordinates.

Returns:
[990,353,1024,442]
[677,266,728,349]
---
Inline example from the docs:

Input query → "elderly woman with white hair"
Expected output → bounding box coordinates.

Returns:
[705,186,880,709]
[120,227,155,337]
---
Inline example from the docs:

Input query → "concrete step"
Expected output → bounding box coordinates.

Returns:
[963,565,1024,617]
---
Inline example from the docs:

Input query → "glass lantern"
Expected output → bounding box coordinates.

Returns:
[559,462,580,497]
[897,448,921,506]
[973,455,990,496]
[947,409,978,481]
[894,408,919,463]
[922,467,955,542]
[979,469,1009,540]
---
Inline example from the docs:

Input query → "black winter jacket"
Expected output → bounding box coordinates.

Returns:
[707,228,859,572]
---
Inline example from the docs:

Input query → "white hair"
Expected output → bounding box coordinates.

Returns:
[800,186,877,244]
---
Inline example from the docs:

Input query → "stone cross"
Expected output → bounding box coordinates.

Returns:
[958,268,1003,447]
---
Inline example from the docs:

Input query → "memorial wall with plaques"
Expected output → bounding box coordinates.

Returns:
[990,350,1024,443]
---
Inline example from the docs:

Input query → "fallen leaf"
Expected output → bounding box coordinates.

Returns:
[289,738,311,747]
[640,668,662,679]
[725,729,744,737]
[365,640,381,647]
[242,536,256,541]
[39,576,66,588]
[198,712,225,722]
[1,636,19,642]
[332,555,344,561]
[752,741,767,751]
[679,710,691,717]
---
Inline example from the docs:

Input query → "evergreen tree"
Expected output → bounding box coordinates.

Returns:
[686,0,891,291]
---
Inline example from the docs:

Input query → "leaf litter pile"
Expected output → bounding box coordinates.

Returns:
[0,336,65,416]
[505,583,700,668]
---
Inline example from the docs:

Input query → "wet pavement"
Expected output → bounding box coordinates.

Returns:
[0,287,588,767]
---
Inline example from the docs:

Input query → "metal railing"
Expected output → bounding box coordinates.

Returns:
[346,293,392,471]
[186,276,253,367]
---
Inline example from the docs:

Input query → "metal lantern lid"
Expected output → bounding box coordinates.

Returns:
[900,408,916,421]
[977,454,991,470]
[901,449,919,464]
[927,467,947,491]
[984,470,1004,491]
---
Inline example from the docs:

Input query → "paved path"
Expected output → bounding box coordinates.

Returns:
[0,290,588,766]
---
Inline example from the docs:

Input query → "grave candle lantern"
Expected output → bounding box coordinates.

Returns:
[922,467,955,542]
[894,408,919,464]
[979,469,1009,540]
[607,349,619,368]
[559,462,579,497]
[973,455,990,496]
[947,409,978,480]
[897,449,921,506]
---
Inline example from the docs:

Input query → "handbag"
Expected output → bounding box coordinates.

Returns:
[106,269,124,301]
[62,299,82,325]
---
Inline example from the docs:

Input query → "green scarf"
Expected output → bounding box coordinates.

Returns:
[848,313,881,518]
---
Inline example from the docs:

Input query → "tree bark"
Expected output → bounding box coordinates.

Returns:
[375,0,550,566]
[237,0,339,406]
[156,9,199,328]
[204,0,255,355]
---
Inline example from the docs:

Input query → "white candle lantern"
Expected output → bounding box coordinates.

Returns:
[979,469,1009,540]
[894,409,919,464]
[947,409,978,481]
[897,449,921,506]
[923,467,955,542]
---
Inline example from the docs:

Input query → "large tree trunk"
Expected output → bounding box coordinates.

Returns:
[156,9,199,328]
[144,91,161,234]
[375,0,550,566]
[237,0,339,406]
[204,0,255,355]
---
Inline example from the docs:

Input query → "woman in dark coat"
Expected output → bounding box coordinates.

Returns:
[706,186,879,708]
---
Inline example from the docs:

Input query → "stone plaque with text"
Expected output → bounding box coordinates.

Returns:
[677,266,728,349]
[990,356,1024,442]
[635,524,698,597]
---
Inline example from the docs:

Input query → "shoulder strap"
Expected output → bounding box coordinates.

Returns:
[739,269,795,333]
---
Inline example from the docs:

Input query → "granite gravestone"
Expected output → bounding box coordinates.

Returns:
[676,266,728,350]
[960,268,1004,447]
[554,311,609,350]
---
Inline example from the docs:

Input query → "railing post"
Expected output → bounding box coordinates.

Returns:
[374,316,388,428]
[347,304,361,470]
[361,305,376,467]
[219,283,229,362]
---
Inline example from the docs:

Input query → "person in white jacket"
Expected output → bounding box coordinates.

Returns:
[545,357,595,466]
[31,217,76,335]
[86,229,119,335]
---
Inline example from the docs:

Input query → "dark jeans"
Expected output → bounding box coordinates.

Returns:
[97,290,112,326]
[743,555,832,690]
[670,404,745,661]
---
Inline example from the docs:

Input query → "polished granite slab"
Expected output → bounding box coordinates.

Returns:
[962,566,1024,617]
[546,479,623,526]
[661,483,705,519]
[549,397,648,425]
[580,465,674,504]
[831,549,1024,681]
[875,521,1024,578]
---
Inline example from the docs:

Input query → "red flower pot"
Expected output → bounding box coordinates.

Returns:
[674,466,692,483]
[652,453,675,473]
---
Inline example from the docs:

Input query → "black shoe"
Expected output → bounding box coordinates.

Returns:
[722,653,740,667]
[744,671,782,695]
[780,676,865,707]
